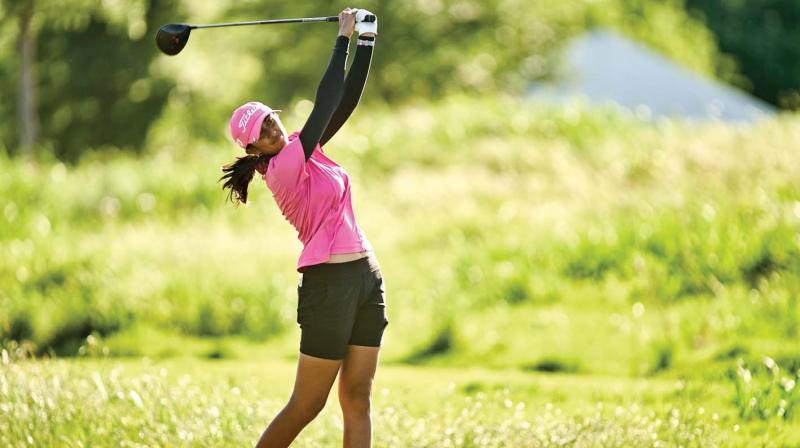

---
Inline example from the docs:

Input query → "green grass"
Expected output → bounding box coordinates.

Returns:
[2,95,800,444]
[2,349,796,447]
[3,96,799,366]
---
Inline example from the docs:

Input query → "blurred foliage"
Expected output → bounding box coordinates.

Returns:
[1,95,799,371]
[35,0,179,160]
[0,0,181,160]
[1,0,744,160]
[586,0,731,81]
[687,0,800,109]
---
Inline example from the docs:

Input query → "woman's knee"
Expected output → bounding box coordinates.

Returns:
[339,384,372,414]
[287,396,328,422]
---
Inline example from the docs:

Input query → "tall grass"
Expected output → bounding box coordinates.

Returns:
[0,348,735,447]
[1,96,799,378]
[728,356,799,421]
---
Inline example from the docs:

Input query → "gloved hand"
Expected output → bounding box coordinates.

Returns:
[355,9,377,36]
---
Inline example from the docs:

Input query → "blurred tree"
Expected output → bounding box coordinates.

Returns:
[686,0,800,109]
[0,0,178,161]
[0,2,18,155]
[1,0,40,158]
[168,0,727,134]
[17,0,38,159]
[0,0,749,159]
[586,0,738,83]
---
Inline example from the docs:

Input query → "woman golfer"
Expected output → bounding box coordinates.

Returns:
[220,8,386,448]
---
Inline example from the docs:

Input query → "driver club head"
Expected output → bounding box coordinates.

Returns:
[156,24,192,56]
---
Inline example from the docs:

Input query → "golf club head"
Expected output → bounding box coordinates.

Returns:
[156,24,191,56]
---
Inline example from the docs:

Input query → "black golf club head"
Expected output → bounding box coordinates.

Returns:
[156,24,191,56]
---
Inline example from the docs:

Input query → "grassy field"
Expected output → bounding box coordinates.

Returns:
[1,350,795,447]
[2,95,800,445]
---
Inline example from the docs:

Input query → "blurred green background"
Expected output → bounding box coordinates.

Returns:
[1,0,800,446]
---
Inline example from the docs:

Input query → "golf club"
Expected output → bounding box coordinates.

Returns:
[156,14,375,56]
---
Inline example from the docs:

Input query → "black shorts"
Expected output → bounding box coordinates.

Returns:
[296,254,389,360]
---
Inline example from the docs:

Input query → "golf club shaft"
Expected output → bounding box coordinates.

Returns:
[191,16,339,29]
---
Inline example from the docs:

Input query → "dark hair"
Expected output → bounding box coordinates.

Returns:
[219,151,271,205]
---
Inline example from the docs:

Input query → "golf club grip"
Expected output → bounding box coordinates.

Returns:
[304,16,339,22]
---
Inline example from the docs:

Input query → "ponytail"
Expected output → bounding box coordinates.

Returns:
[219,153,270,205]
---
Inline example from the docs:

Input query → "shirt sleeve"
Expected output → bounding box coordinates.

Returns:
[319,35,375,147]
[299,35,350,160]
[266,135,310,193]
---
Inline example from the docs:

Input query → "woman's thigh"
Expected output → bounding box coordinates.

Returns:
[289,352,343,412]
[338,345,381,404]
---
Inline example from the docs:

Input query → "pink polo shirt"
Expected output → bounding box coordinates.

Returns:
[262,131,373,272]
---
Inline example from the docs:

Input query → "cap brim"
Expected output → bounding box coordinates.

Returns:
[245,110,282,146]
[245,111,268,146]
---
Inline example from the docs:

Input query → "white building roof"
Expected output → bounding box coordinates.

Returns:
[528,29,776,122]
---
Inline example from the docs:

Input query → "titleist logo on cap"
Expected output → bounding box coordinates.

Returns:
[238,107,258,131]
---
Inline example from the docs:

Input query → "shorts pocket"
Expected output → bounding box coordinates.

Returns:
[374,275,387,306]
[297,282,326,326]
[376,277,388,326]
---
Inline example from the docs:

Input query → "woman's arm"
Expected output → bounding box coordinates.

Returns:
[298,9,356,161]
[318,34,375,147]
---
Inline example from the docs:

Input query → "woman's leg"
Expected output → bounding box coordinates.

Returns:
[338,345,381,448]
[255,352,342,448]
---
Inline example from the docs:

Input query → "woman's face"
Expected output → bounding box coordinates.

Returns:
[247,112,288,156]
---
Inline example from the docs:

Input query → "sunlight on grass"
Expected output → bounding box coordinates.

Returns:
[2,96,800,445]
[1,352,734,447]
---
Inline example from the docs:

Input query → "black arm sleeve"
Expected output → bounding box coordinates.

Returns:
[319,36,375,147]
[299,35,350,161]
